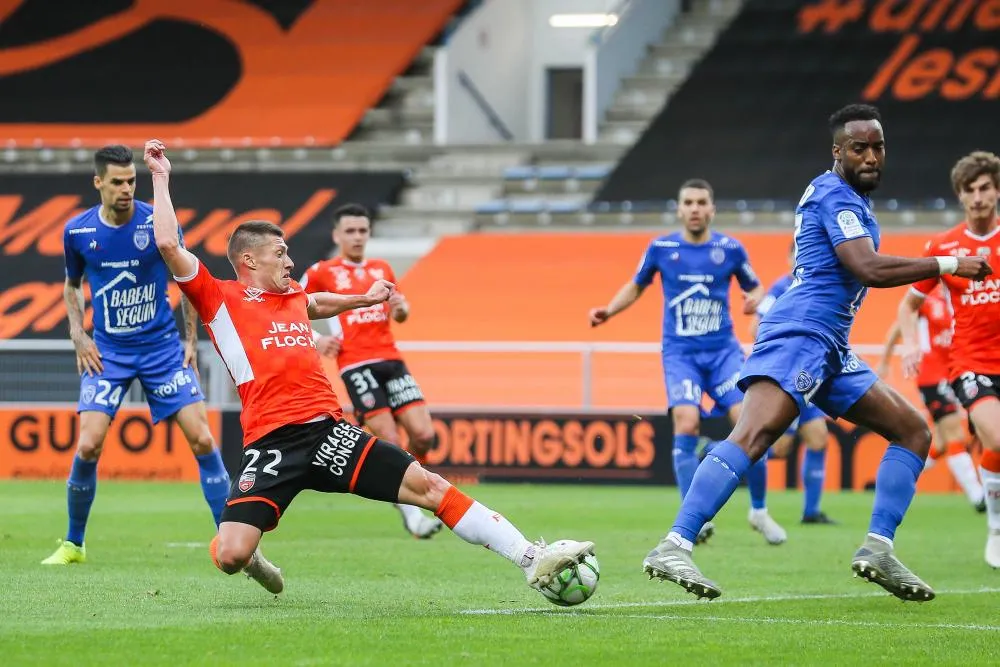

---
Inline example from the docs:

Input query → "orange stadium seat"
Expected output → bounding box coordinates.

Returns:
[0,0,462,147]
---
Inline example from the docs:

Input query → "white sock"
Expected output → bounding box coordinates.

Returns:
[867,532,893,549]
[666,531,694,552]
[750,507,769,518]
[394,503,425,529]
[981,468,1000,531]
[449,500,534,568]
[946,452,985,505]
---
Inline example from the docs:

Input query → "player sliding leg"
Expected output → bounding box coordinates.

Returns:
[212,438,594,595]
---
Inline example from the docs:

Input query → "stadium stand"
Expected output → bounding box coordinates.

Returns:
[0,0,464,147]
[598,0,1000,205]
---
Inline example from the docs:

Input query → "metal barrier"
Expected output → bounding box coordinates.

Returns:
[0,339,892,410]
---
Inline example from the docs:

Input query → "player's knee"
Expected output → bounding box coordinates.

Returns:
[771,436,793,458]
[402,463,449,507]
[408,428,436,455]
[672,408,700,435]
[75,436,104,461]
[212,536,253,574]
[901,422,933,456]
[186,430,216,456]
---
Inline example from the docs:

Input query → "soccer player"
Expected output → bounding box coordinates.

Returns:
[589,179,787,546]
[878,287,985,511]
[143,140,594,595]
[750,242,835,525]
[897,150,1000,567]
[42,145,230,566]
[302,204,442,539]
[640,104,991,601]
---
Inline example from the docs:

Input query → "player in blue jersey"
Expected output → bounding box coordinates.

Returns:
[42,145,230,565]
[750,242,835,525]
[589,179,788,546]
[641,104,992,602]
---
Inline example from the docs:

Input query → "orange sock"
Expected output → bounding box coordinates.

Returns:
[209,535,222,571]
[945,440,968,457]
[434,486,474,528]
[981,449,1000,473]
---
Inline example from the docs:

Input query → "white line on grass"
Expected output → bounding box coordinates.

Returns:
[165,542,207,548]
[608,613,1000,632]
[460,587,1000,616]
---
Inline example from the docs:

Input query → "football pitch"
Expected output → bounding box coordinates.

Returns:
[2,481,996,666]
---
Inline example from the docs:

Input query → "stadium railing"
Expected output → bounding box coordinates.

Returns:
[0,339,897,414]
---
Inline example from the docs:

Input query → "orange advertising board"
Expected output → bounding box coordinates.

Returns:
[0,407,221,480]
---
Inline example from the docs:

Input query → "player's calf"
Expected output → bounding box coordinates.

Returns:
[210,525,260,574]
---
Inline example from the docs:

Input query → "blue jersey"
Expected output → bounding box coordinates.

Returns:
[760,171,880,348]
[63,202,182,349]
[756,274,793,317]
[634,231,759,352]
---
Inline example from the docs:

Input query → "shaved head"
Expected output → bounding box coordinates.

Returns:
[227,220,284,271]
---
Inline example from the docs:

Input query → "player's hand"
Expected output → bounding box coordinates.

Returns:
[71,331,103,376]
[955,256,992,281]
[900,344,922,380]
[742,293,761,315]
[316,335,340,357]
[143,139,171,175]
[365,279,394,304]
[388,292,408,318]
[183,339,200,378]
[589,307,610,327]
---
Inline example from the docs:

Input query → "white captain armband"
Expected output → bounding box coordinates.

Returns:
[935,256,958,276]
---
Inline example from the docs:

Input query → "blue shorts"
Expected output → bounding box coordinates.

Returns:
[738,332,877,420]
[784,403,828,436]
[663,344,745,411]
[78,339,205,423]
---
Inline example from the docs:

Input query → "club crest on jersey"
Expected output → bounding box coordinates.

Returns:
[81,385,97,404]
[239,472,256,492]
[978,246,991,257]
[133,230,150,251]
[243,287,265,303]
[794,371,815,393]
[361,392,376,409]
[710,248,725,265]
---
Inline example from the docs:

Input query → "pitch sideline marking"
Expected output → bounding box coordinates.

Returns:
[460,587,1000,616]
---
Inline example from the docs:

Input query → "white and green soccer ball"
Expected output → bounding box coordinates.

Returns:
[538,553,600,607]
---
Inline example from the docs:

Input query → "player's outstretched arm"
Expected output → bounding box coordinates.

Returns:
[875,320,902,378]
[589,281,644,327]
[896,290,926,379]
[308,279,394,319]
[144,140,197,279]
[834,237,992,288]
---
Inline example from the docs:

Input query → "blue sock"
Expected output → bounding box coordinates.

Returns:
[672,441,752,542]
[802,448,827,518]
[746,454,768,510]
[196,450,230,527]
[868,445,924,541]
[66,456,98,546]
[672,434,700,498]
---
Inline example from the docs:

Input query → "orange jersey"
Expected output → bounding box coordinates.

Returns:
[912,220,1000,378]
[301,257,402,370]
[914,288,952,386]
[177,260,342,446]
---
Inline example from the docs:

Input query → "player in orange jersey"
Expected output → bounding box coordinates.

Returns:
[143,140,595,596]
[898,151,1000,568]
[301,204,442,539]
[878,285,985,511]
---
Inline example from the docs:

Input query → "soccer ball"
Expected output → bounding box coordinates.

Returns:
[538,554,600,606]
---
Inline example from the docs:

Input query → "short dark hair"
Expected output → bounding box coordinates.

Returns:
[94,144,133,176]
[678,178,714,202]
[950,151,1000,195]
[828,104,882,138]
[333,203,372,226]
[227,220,284,269]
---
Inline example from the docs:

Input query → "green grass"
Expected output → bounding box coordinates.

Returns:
[1,482,997,666]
